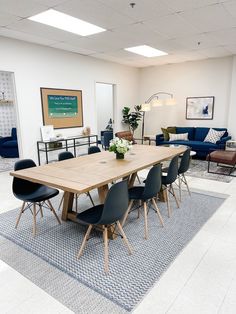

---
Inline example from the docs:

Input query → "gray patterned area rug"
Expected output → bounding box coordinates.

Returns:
[186,159,235,183]
[0,157,18,172]
[0,192,226,313]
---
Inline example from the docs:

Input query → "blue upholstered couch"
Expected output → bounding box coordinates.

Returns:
[156,127,231,158]
[0,128,19,158]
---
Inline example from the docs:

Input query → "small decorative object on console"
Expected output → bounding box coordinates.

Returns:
[109,137,132,159]
[82,126,91,136]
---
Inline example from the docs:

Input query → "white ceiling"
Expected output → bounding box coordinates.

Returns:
[1,0,236,67]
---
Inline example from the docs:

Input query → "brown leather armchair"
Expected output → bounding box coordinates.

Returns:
[115,131,142,144]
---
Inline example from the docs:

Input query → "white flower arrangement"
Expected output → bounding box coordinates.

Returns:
[109,137,132,155]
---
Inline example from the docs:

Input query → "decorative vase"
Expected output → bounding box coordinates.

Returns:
[116,152,124,159]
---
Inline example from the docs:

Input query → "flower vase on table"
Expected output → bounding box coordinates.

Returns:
[109,137,132,159]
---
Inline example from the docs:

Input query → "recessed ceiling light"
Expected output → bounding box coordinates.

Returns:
[125,45,167,57]
[28,9,106,36]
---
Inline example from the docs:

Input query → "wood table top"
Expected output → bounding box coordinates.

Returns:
[10,145,186,194]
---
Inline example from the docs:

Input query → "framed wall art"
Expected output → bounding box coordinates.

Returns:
[186,96,214,120]
[40,87,83,129]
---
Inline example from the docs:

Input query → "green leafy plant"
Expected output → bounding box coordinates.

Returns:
[122,105,142,133]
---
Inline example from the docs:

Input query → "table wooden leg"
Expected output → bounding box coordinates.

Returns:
[61,191,74,221]
[97,184,109,203]
[158,188,167,202]
[128,172,137,188]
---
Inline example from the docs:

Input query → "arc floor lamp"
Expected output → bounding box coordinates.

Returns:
[141,92,176,143]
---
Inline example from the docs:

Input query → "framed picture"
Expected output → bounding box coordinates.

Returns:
[40,87,83,129]
[186,96,214,120]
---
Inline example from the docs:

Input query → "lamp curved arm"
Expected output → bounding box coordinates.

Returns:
[145,92,174,103]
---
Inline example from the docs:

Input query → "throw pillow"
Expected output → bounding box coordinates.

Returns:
[204,128,225,144]
[161,126,176,141]
[169,133,189,141]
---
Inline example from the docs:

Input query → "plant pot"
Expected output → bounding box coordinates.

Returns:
[116,152,124,159]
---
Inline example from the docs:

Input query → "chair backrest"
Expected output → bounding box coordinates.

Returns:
[88,146,101,154]
[165,155,179,184]
[97,180,129,225]
[115,131,135,143]
[58,151,74,161]
[142,164,162,200]
[13,159,41,197]
[178,148,191,174]
[11,128,17,140]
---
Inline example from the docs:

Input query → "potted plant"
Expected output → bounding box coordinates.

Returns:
[122,105,142,134]
[109,137,132,159]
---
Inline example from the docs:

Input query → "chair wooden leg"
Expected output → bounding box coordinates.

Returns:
[33,203,37,237]
[87,192,95,207]
[15,201,25,229]
[103,226,109,274]
[178,175,182,202]
[121,200,133,227]
[58,193,64,211]
[137,174,141,184]
[117,221,133,255]
[77,224,93,259]
[39,203,43,218]
[171,184,180,208]
[166,187,171,218]
[183,174,191,196]
[151,198,164,227]
[143,202,148,240]
[47,200,61,225]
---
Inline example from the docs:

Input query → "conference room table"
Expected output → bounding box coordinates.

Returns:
[10,145,186,236]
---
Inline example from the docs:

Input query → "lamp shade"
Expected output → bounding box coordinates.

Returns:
[165,97,176,106]
[141,103,151,111]
[151,98,163,107]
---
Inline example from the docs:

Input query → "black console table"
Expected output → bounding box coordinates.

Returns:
[37,134,98,165]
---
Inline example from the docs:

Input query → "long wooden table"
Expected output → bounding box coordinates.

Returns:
[10,145,186,228]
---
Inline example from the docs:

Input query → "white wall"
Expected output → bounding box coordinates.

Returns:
[228,55,236,139]
[96,83,113,140]
[0,36,139,160]
[139,57,233,136]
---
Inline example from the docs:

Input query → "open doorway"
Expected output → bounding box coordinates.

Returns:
[96,82,115,144]
[0,71,19,172]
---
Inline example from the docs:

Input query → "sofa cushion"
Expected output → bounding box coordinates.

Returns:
[169,133,188,141]
[204,128,226,144]
[162,140,218,151]
[2,140,18,148]
[176,127,195,140]
[194,127,227,141]
[161,126,176,141]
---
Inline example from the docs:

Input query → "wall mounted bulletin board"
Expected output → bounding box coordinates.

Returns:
[186,96,214,120]
[40,87,83,129]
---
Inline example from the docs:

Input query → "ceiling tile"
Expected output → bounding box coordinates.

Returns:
[165,0,221,12]
[0,0,48,18]
[180,3,236,32]
[49,42,96,55]
[143,13,199,39]
[0,12,21,26]
[197,46,232,58]
[97,0,174,21]
[206,27,236,45]
[34,0,68,6]
[55,0,135,29]
[223,0,236,18]
[6,19,86,42]
[169,33,220,50]
[0,27,57,45]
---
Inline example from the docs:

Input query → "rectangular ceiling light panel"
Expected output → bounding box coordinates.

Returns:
[29,9,106,36]
[125,45,167,57]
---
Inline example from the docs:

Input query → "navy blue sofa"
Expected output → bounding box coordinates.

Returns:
[156,127,231,158]
[0,128,19,158]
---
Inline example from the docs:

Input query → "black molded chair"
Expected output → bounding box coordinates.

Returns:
[58,151,74,161]
[76,180,132,273]
[13,159,61,237]
[122,164,164,240]
[88,146,101,154]
[178,148,191,201]
[57,152,94,211]
[162,155,180,217]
